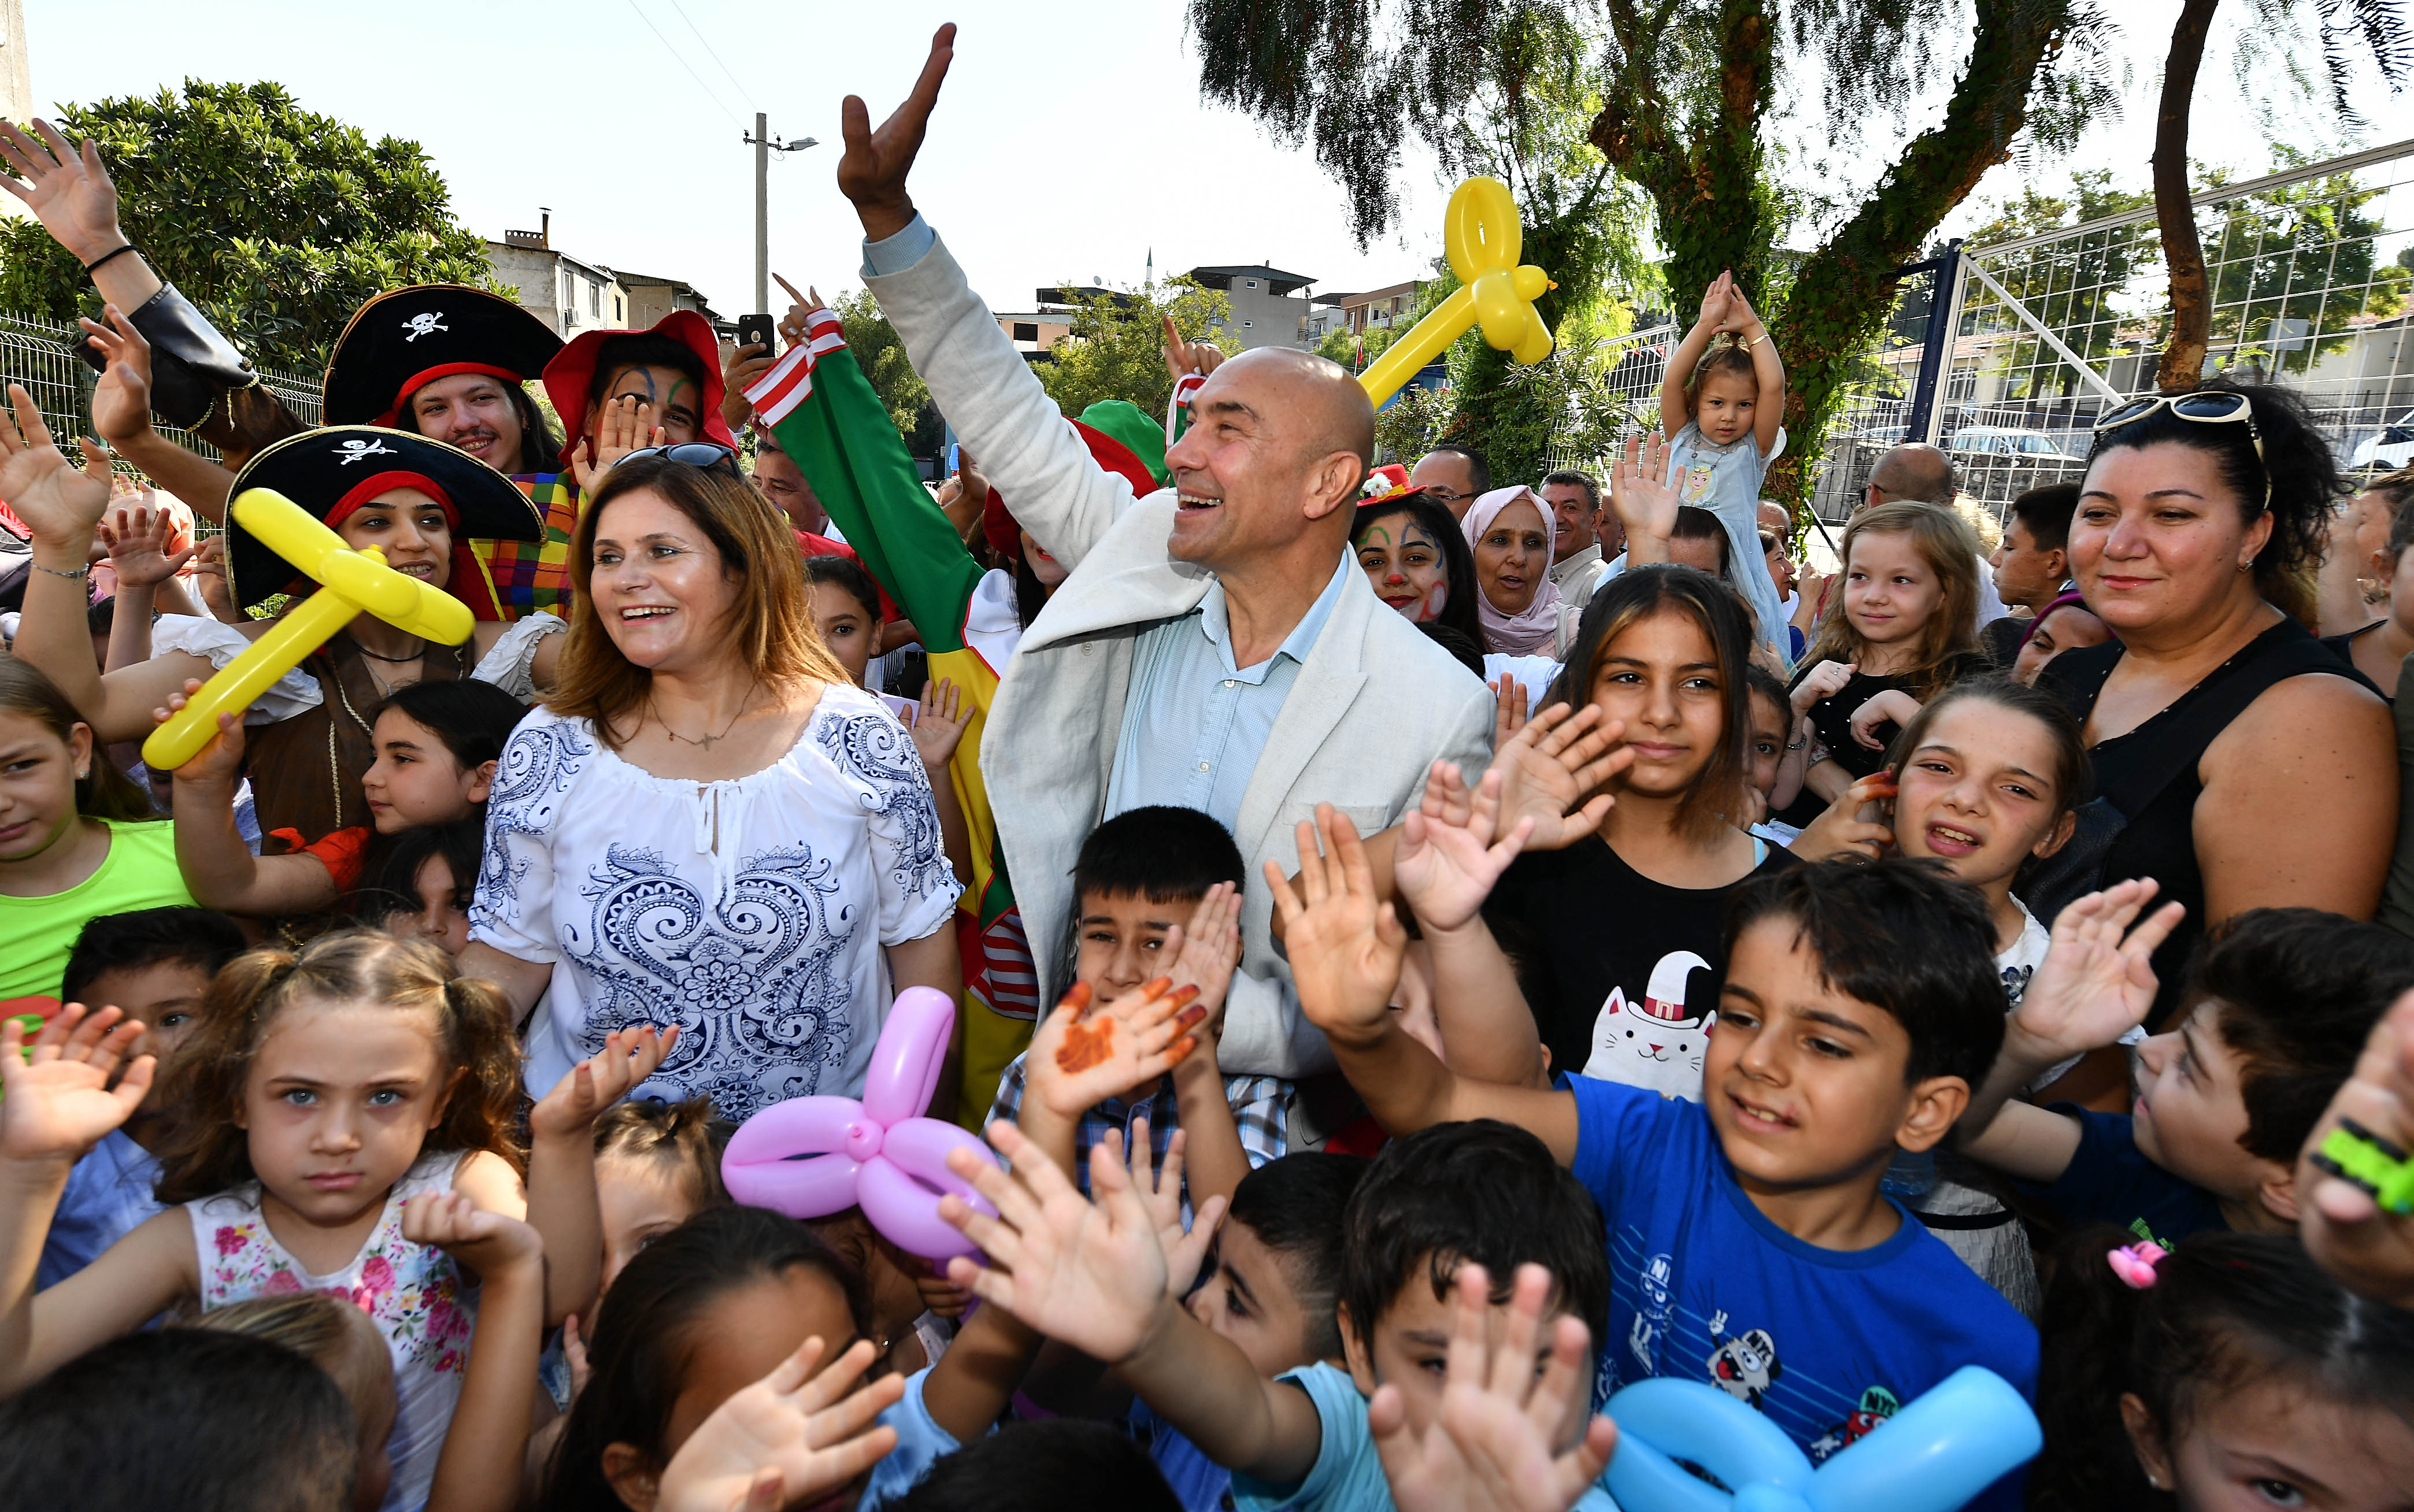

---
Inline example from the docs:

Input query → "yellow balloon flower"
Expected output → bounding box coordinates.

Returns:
[142,488,475,772]
[1357,176,1557,409]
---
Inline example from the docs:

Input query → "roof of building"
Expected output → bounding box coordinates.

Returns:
[1316,279,1423,308]
[1184,264,1315,297]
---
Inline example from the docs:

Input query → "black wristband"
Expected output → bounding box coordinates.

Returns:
[82,243,139,275]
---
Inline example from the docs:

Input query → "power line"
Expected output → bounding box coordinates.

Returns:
[663,0,757,111]
[621,0,748,132]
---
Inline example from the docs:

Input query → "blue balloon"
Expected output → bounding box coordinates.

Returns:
[1603,1367,2039,1512]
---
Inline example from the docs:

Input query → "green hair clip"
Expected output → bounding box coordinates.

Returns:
[2314,1118,2414,1215]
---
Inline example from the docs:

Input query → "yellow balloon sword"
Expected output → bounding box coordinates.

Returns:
[1356,176,1557,409]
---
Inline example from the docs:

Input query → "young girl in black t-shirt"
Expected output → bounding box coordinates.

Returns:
[1390,563,1794,1100]
[1782,502,1989,824]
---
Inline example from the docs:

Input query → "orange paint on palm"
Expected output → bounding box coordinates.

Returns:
[1057,1017,1116,1074]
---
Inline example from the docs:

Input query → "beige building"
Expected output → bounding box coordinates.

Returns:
[1308,280,1423,343]
[483,214,726,339]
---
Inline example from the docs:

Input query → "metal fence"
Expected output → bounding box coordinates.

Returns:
[1812,136,2414,524]
[0,309,321,509]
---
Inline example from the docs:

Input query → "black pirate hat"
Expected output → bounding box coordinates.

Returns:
[222,427,542,618]
[322,284,564,427]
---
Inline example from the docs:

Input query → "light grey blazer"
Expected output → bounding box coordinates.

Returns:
[866,234,1493,1076]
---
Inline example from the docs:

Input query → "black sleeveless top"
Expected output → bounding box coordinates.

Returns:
[2041,618,2372,1029]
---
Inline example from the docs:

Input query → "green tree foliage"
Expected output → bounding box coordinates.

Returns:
[0,81,500,376]
[1032,280,1230,420]
[1186,0,2118,504]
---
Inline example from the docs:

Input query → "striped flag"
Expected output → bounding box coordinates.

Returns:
[749,309,1038,1128]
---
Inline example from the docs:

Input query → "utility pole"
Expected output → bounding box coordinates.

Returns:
[743,117,818,316]
[753,111,770,315]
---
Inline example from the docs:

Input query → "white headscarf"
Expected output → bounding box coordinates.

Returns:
[1463,486,1564,656]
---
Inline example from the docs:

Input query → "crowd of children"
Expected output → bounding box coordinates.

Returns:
[5,39,2414,1512]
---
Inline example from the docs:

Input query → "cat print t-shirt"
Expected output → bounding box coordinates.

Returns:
[1484,836,1798,1098]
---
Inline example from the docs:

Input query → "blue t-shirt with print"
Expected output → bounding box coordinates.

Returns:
[1231,1362,1620,1512]
[1667,420,1787,659]
[862,1368,964,1506]
[2018,1106,2230,1248]
[1568,1076,2037,1512]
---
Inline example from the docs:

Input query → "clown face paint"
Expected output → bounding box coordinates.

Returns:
[592,363,703,444]
[1356,510,1449,622]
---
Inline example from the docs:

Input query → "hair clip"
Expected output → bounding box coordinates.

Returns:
[2311,1117,2414,1215]
[2107,1240,2168,1289]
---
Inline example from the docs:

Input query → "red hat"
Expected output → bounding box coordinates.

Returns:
[983,418,1160,562]
[542,309,738,454]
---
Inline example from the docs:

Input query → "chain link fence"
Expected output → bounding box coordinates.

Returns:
[0,309,321,529]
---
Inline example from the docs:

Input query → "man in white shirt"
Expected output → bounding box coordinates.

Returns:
[1542,468,1610,611]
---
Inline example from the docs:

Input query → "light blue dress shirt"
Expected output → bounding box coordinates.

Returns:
[1105,554,1353,832]
[864,214,939,276]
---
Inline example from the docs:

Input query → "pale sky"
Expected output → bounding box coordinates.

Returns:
[25,1,2411,328]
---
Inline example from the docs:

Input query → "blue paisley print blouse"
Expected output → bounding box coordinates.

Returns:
[469,684,962,1120]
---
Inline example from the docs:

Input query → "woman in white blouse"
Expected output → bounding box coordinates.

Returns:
[460,450,963,1118]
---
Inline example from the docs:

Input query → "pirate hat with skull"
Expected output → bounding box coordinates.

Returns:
[322,284,564,429]
[222,425,543,620]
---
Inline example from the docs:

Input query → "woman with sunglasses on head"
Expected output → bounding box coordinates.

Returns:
[3,413,564,856]
[2037,377,2392,1032]
[457,451,964,1118]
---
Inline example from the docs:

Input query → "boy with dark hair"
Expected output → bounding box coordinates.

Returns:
[1960,891,2414,1244]
[990,806,1287,1210]
[1982,483,2079,664]
[952,1118,1617,1512]
[1266,813,2038,1509]
[44,907,246,1285]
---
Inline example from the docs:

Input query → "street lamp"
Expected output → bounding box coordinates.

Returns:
[744,115,820,314]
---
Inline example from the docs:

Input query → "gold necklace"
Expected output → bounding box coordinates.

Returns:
[650,682,758,750]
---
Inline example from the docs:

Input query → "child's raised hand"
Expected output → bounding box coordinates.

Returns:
[528,1025,677,1142]
[1165,882,1243,1028]
[1693,270,1732,335]
[1784,769,1896,862]
[1609,431,1680,545]
[1271,806,1411,1046]
[909,678,969,772]
[939,1120,1170,1363]
[1396,766,1534,935]
[400,1191,543,1278]
[1372,1263,1616,1512]
[2014,880,2186,1059]
[1790,658,1856,716]
[160,684,247,787]
[1021,977,1209,1119]
[1847,688,1923,751]
[1484,703,1632,854]
[0,1006,153,1165]
[1119,1122,1227,1300]
[2298,990,2414,1311]
[1493,675,1530,743]
[653,1335,905,1512]
[1721,283,1765,338]
[99,502,194,590]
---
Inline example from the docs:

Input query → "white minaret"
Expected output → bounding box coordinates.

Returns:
[0,0,29,220]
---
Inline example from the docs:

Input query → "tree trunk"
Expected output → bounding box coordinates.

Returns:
[2154,0,2220,393]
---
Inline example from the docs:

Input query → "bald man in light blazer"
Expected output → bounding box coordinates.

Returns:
[839,31,1491,1076]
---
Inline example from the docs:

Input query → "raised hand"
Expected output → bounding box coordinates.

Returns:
[0,383,113,547]
[939,1120,1171,1363]
[654,1335,905,1512]
[2013,880,2186,1060]
[773,275,826,348]
[1785,769,1896,862]
[1395,766,1534,935]
[1161,314,1226,383]
[99,502,195,590]
[162,696,249,787]
[1484,703,1631,853]
[837,23,957,241]
[1609,431,1680,552]
[1720,280,1765,338]
[81,305,157,445]
[1372,1263,1616,1512]
[0,122,124,265]
[721,343,777,432]
[1693,270,1733,336]
[189,536,241,624]
[1492,676,1530,743]
[528,1025,677,1142]
[1269,806,1410,1045]
[1789,659,1856,716]
[1022,977,1208,1120]
[909,679,969,772]
[571,396,667,491]
[2298,990,2414,1310]
[1164,882,1244,1027]
[400,1191,544,1278]
[0,1007,154,1165]
[1117,1122,1225,1300]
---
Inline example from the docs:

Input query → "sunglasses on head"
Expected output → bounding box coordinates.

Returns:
[2091,391,2269,513]
[622,442,743,479]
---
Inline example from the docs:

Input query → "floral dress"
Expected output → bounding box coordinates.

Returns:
[188,1151,472,1512]
[469,683,962,1120]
